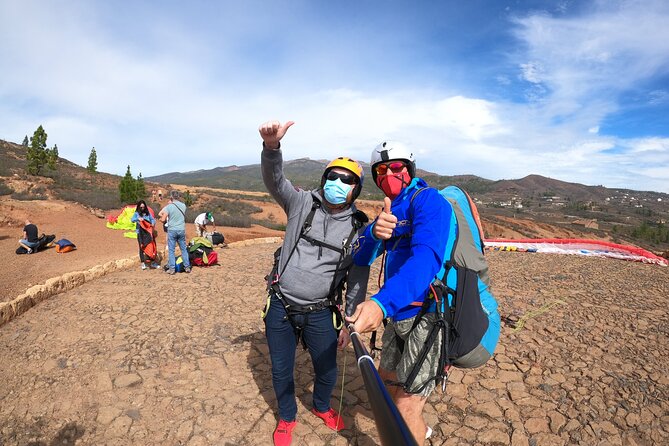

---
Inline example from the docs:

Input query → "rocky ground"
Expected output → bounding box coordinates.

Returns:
[1,244,667,445]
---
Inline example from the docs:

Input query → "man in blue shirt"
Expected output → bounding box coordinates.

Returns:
[347,141,500,444]
[159,191,191,274]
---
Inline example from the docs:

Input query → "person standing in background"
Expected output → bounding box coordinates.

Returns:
[159,191,191,274]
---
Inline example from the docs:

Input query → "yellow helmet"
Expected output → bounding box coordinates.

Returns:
[322,156,364,201]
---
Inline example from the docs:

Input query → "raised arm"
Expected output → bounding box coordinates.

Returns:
[259,120,303,211]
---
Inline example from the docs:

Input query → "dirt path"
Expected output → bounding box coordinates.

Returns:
[1,248,667,445]
[0,197,283,302]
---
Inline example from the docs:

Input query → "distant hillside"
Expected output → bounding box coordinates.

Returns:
[147,158,669,251]
[148,159,498,200]
[2,137,667,252]
[0,139,170,210]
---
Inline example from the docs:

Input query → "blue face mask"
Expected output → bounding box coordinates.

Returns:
[323,179,353,205]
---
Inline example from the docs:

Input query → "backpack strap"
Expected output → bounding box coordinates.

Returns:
[276,199,321,277]
[169,202,186,218]
[325,209,368,304]
[274,200,368,305]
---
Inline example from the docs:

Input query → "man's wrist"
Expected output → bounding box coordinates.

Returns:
[370,221,380,241]
[370,298,387,318]
[262,141,281,150]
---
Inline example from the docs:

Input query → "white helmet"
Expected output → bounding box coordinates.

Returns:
[371,141,416,183]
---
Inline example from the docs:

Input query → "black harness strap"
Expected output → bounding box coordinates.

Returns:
[268,199,366,349]
[390,187,457,393]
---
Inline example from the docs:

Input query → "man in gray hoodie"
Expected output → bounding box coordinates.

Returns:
[259,120,370,446]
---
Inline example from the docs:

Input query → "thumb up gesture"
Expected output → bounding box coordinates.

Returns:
[259,120,295,150]
[372,197,397,240]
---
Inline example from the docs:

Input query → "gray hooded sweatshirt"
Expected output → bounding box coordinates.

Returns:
[262,146,369,316]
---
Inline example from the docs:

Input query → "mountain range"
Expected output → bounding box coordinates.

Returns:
[147,157,667,205]
[1,138,667,251]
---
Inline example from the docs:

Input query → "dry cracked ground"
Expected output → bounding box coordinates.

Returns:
[1,245,668,445]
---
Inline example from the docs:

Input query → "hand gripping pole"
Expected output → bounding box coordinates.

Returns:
[347,324,418,446]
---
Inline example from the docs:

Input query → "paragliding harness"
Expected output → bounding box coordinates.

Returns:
[263,199,368,349]
[187,237,218,266]
[15,234,56,255]
[380,185,491,394]
[138,219,157,263]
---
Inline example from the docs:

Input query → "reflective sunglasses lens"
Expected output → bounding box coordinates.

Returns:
[375,162,406,175]
[327,171,356,184]
[389,162,405,172]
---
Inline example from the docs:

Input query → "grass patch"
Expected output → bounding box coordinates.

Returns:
[218,214,254,228]
[55,188,124,210]
[205,189,275,203]
[11,190,47,201]
[209,197,263,215]
[253,218,286,231]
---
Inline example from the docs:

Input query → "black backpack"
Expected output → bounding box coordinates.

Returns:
[210,232,225,245]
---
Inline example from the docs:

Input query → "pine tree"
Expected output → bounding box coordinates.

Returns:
[183,189,194,206]
[135,173,147,200]
[46,144,59,170]
[87,147,98,173]
[119,165,137,203]
[26,125,49,175]
[22,136,29,146]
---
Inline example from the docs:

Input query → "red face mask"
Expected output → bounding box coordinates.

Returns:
[376,171,411,199]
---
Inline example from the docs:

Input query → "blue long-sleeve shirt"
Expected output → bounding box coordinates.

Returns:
[131,212,156,234]
[352,178,453,321]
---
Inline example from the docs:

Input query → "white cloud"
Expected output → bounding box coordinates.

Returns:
[1,1,668,194]
[520,61,544,84]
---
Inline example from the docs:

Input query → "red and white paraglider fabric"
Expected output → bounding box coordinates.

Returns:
[485,238,668,267]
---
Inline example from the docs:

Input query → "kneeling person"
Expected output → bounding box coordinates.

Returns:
[194,211,215,238]
[19,220,39,254]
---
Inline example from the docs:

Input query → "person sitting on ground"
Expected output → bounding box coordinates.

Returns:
[18,219,39,254]
[131,200,159,270]
[194,211,216,238]
[259,120,370,446]
[158,191,191,275]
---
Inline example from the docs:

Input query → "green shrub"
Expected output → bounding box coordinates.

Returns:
[0,181,13,196]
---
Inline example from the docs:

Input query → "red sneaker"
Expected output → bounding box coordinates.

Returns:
[311,408,345,431]
[273,419,297,446]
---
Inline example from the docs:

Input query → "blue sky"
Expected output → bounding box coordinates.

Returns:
[1,0,668,192]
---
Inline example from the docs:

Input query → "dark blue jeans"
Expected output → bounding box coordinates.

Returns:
[265,295,338,422]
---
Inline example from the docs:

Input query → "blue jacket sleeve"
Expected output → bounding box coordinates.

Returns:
[130,212,140,223]
[372,189,452,318]
[146,214,156,225]
[352,221,384,266]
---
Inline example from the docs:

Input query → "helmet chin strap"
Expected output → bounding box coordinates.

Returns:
[395,173,411,187]
[377,173,411,188]
[376,172,411,200]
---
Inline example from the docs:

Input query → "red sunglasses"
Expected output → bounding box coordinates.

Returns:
[375,161,407,176]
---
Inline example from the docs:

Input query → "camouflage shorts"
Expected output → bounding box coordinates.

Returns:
[379,313,442,397]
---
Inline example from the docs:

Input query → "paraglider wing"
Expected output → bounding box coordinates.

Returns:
[485,238,668,267]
